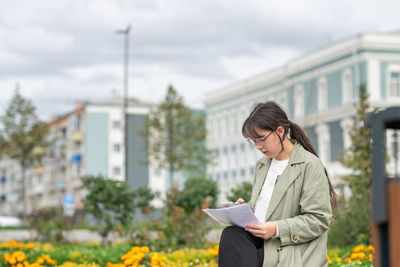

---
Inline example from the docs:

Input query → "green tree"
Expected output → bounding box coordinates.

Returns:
[174,177,219,213]
[226,181,253,203]
[0,87,51,224]
[152,177,218,250]
[141,85,214,186]
[81,175,136,245]
[132,186,155,214]
[329,83,372,246]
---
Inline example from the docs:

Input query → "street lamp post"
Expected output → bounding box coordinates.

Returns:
[116,24,131,182]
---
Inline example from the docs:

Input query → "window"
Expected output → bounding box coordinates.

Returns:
[154,168,161,176]
[387,64,400,98]
[226,116,230,136]
[75,115,82,131]
[233,113,238,135]
[113,167,121,176]
[294,84,304,117]
[71,163,81,177]
[342,69,353,104]
[112,120,121,129]
[389,72,400,97]
[250,167,255,175]
[240,168,246,177]
[217,118,222,137]
[278,92,287,109]
[231,170,237,178]
[318,77,327,111]
[240,142,245,151]
[61,128,67,138]
[113,144,121,153]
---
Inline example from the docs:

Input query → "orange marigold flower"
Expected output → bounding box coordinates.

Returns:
[131,246,140,253]
[140,246,150,253]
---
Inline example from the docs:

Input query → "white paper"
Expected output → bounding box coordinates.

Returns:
[202,203,260,228]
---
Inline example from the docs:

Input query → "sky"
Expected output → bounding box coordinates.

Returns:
[0,0,399,120]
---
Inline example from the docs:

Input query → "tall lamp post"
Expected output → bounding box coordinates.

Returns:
[116,24,131,182]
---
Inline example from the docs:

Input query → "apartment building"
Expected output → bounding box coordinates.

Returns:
[0,98,166,216]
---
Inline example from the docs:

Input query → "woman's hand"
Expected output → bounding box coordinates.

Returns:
[235,198,245,205]
[245,222,277,240]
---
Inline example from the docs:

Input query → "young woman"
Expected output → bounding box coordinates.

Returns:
[218,101,336,267]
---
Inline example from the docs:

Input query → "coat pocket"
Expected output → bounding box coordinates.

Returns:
[277,245,303,267]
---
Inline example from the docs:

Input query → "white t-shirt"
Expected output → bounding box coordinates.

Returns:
[254,158,289,235]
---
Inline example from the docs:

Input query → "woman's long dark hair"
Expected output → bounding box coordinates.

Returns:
[242,101,337,213]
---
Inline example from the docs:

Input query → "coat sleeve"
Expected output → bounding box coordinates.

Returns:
[275,159,332,246]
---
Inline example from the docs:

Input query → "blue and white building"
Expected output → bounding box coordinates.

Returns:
[205,31,400,203]
[0,98,166,216]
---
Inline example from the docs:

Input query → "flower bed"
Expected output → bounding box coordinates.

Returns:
[1,241,373,266]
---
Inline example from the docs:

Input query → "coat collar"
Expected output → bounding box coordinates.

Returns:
[253,140,307,221]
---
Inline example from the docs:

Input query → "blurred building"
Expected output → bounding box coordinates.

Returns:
[205,30,400,203]
[0,98,166,216]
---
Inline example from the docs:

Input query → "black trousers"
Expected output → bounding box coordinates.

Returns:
[218,225,264,267]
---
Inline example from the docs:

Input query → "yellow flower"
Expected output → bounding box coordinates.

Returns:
[36,257,45,264]
[140,246,150,253]
[41,243,55,252]
[9,257,17,264]
[352,244,366,253]
[17,254,26,262]
[368,245,375,253]
[131,246,140,253]
[24,243,35,250]
[107,263,126,267]
[121,251,133,261]
[124,258,133,265]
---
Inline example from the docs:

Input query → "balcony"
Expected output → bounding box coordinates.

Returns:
[32,184,44,194]
[55,138,67,148]
[34,166,44,175]
[70,130,84,143]
[70,154,82,164]
[54,181,66,190]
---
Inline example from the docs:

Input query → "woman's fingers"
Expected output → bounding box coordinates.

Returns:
[245,224,261,229]
[235,198,245,204]
[245,228,265,238]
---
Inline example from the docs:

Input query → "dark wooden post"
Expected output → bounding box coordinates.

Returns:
[367,106,400,267]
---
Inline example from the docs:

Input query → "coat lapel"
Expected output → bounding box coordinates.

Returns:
[265,142,305,221]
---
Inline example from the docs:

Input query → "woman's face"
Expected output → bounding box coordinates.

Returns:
[249,127,285,158]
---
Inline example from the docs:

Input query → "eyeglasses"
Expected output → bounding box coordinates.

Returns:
[247,131,275,146]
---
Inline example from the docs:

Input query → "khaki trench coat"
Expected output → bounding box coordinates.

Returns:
[248,141,332,267]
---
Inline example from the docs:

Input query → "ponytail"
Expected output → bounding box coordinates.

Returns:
[289,122,337,214]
